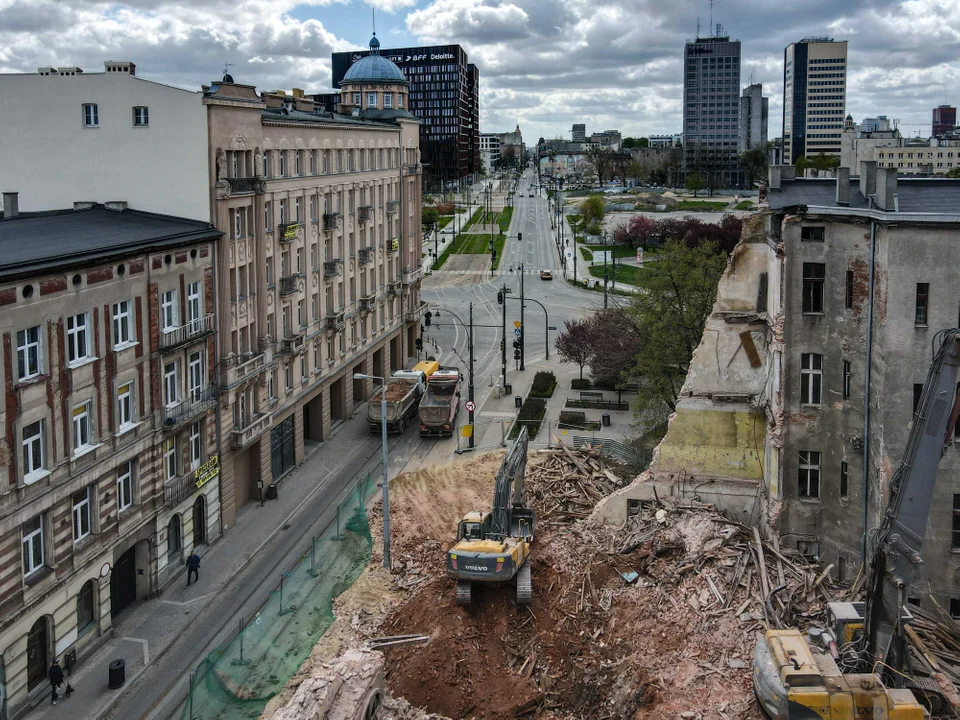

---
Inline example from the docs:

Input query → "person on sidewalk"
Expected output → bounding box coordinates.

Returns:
[186,550,201,587]
[48,658,64,705]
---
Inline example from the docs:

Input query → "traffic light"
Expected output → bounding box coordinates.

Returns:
[415,338,423,350]
[424,311,432,327]
[497,291,503,305]
[513,350,521,360]
[512,339,521,350]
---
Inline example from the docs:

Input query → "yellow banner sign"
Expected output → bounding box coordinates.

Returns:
[195,455,220,489]
[390,238,399,251]
[282,224,298,241]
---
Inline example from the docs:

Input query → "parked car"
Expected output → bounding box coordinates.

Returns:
[540,270,553,280]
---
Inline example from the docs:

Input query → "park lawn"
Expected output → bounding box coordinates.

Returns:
[436,216,453,230]
[587,262,650,286]
[583,245,637,259]
[674,200,729,211]
[498,206,514,232]
[734,200,754,210]
[579,247,591,260]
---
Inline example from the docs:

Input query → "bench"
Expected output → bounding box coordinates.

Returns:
[579,391,604,401]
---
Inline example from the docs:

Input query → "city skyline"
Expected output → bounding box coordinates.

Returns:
[0,0,958,141]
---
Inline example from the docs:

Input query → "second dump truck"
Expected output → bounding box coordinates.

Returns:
[367,370,426,434]
[418,368,461,436]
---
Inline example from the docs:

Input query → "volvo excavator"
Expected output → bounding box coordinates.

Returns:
[754,329,960,719]
[446,427,535,605]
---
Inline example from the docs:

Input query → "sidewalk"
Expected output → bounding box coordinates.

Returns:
[26,410,379,720]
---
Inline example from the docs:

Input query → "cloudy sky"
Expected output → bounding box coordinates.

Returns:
[1,0,958,141]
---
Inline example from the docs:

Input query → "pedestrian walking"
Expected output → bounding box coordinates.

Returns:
[186,550,200,587]
[48,658,64,705]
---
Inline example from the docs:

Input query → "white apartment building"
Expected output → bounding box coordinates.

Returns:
[783,38,848,164]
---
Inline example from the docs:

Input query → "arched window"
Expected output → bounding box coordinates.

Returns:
[167,514,181,558]
[77,579,96,635]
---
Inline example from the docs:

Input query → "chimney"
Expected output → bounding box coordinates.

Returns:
[3,192,19,220]
[73,201,95,211]
[835,167,850,206]
[875,168,898,211]
[859,160,877,199]
[292,87,304,99]
[781,165,796,181]
[105,201,128,212]
[768,165,782,190]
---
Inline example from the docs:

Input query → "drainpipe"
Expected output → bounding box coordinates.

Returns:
[211,240,225,538]
[861,219,877,564]
[398,141,405,365]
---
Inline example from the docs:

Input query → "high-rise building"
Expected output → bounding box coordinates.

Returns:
[859,116,892,133]
[738,82,769,152]
[572,123,586,142]
[682,33,743,188]
[782,37,848,164]
[331,44,479,191]
[934,105,957,137]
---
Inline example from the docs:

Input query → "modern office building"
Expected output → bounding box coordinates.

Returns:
[859,116,892,133]
[782,37,848,164]
[682,33,743,188]
[479,133,500,174]
[571,123,586,142]
[648,134,682,148]
[738,82,769,153]
[331,43,479,191]
[933,105,957,137]
[589,130,622,149]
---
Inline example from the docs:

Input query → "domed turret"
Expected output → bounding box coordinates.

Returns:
[342,34,407,85]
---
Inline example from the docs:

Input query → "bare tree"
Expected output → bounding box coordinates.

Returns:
[584,145,613,186]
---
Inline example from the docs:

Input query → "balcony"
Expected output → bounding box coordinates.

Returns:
[280,334,305,355]
[231,412,272,449]
[358,247,374,265]
[387,280,401,295]
[360,294,376,313]
[402,266,423,286]
[323,212,341,232]
[223,352,265,388]
[326,312,345,331]
[404,303,428,323]
[358,205,374,223]
[228,177,265,194]
[164,471,201,508]
[279,275,300,297]
[160,314,215,352]
[163,385,218,429]
[323,260,342,279]
[406,164,419,175]
[387,238,399,254]
[278,223,300,243]
[386,200,399,214]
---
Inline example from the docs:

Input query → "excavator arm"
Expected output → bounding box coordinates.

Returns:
[490,427,529,539]
[865,329,960,677]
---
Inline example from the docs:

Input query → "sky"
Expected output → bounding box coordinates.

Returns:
[1,0,959,142]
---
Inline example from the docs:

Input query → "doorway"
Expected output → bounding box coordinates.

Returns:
[192,496,207,546]
[270,415,295,480]
[25,617,47,691]
[330,378,345,423]
[111,546,137,617]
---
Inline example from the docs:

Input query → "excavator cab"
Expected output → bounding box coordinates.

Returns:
[456,511,491,542]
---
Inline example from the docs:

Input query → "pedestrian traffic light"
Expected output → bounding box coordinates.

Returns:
[497,291,503,305]
[415,338,423,350]
[424,311,432,327]
[512,339,520,350]
[514,350,521,360]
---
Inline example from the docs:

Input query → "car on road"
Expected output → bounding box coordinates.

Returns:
[540,270,553,280]
[529,191,534,197]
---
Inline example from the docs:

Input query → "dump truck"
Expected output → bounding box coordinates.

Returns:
[367,370,426,434]
[412,359,439,378]
[418,368,461,437]
[446,427,533,604]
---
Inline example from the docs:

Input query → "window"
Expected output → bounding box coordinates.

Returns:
[164,437,177,481]
[800,353,822,405]
[73,402,92,452]
[384,93,393,108]
[840,461,848,498]
[113,301,132,347]
[802,263,825,314]
[117,462,134,511]
[66,312,90,363]
[798,451,821,498]
[295,150,301,176]
[397,94,403,108]
[117,381,134,428]
[951,598,960,619]
[914,383,924,414]
[295,197,301,223]
[164,361,178,406]
[352,92,361,105]
[845,270,854,309]
[167,515,181,558]
[837,556,846,583]
[842,360,851,399]
[188,351,203,400]
[22,420,44,481]
[82,103,98,127]
[367,92,377,108]
[187,281,202,328]
[161,290,179,331]
[915,283,929,326]
[189,422,202,470]
[77,580,96,634]
[72,487,91,542]
[279,151,286,177]
[801,226,824,242]
[22,516,44,577]
[133,106,149,126]
[263,151,270,178]
[17,326,42,380]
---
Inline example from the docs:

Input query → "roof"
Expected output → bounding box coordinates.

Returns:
[0,205,221,281]
[261,107,414,128]
[342,35,408,85]
[768,178,960,215]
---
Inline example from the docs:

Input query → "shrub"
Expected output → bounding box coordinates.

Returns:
[571,378,592,390]
[435,201,456,215]
[509,397,547,439]
[528,371,557,398]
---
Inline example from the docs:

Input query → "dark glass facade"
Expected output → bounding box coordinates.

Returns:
[331,45,480,189]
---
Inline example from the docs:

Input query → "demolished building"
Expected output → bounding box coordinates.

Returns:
[600,163,960,611]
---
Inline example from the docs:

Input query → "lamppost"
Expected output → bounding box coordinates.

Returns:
[353,373,391,569]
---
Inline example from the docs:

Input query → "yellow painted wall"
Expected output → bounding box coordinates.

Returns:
[656,407,765,480]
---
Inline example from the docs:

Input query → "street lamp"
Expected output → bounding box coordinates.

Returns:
[354,373,391,569]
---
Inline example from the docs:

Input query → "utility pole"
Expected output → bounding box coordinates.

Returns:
[603,236,609,309]
[519,262,525,371]
[501,283,508,392]
[468,302,475,449]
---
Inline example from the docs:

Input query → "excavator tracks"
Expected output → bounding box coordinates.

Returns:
[516,563,532,605]
[456,580,472,605]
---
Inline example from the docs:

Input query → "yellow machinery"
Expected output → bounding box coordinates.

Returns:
[754,329,960,719]
[446,428,534,604]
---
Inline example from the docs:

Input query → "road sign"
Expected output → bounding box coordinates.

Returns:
[566,251,573,258]
[465,400,476,412]
[514,328,522,338]
[514,321,522,329]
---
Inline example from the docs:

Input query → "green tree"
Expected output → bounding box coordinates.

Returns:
[947,167,960,178]
[739,143,770,187]
[421,206,440,230]
[796,153,839,175]
[685,173,706,197]
[623,240,728,425]
[580,194,606,225]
